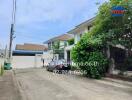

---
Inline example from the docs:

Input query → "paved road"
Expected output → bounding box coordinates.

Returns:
[0,71,21,100]
[14,68,132,100]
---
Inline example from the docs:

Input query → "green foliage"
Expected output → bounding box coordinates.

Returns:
[71,35,108,79]
[70,65,80,71]
[88,52,108,78]
[0,65,4,76]
[71,0,132,79]
[52,41,60,54]
[68,38,74,45]
[54,49,64,54]
[52,41,60,50]
[90,0,132,49]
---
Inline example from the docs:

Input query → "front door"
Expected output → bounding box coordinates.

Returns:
[67,50,70,63]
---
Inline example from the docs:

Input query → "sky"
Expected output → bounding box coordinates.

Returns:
[0,0,108,49]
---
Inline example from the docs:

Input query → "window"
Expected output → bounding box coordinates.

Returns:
[80,34,82,38]
[88,25,91,31]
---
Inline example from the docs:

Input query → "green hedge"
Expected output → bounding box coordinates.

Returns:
[71,34,108,79]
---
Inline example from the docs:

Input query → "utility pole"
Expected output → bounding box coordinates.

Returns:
[9,0,16,59]
[9,24,14,58]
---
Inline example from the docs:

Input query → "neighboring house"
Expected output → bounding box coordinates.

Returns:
[44,34,73,60]
[12,43,48,69]
[15,43,48,52]
[64,17,95,63]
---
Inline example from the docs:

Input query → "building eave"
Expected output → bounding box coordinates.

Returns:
[75,17,95,28]
[43,34,73,44]
[68,17,95,34]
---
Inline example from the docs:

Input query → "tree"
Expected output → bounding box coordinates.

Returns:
[71,0,132,79]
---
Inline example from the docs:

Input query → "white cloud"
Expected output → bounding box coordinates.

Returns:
[0,0,108,48]
[16,0,91,25]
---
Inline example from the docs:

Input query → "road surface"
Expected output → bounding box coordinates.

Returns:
[0,71,21,100]
[14,68,132,100]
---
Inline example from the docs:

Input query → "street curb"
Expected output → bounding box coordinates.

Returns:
[103,77,132,87]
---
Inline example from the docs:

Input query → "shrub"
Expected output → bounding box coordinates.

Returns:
[71,34,108,79]
[73,51,108,79]
[70,65,80,71]
[87,52,108,78]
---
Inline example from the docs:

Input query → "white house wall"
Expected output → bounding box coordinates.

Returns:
[60,41,65,48]
[0,58,4,67]
[64,45,74,61]
[74,27,88,44]
[74,34,80,44]
[12,56,41,69]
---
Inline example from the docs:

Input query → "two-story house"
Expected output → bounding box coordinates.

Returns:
[64,17,132,76]
[44,34,73,60]
[64,17,95,63]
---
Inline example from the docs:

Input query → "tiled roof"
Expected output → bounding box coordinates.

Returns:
[16,43,48,51]
[44,34,73,43]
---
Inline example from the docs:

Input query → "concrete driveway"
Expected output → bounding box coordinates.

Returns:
[14,68,132,100]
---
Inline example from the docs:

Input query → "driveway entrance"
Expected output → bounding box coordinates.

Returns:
[14,68,132,100]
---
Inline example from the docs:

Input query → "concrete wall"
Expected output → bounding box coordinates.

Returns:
[34,54,43,68]
[0,58,4,67]
[12,56,43,69]
[12,52,56,69]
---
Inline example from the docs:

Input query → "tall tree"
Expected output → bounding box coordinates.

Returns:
[71,0,132,78]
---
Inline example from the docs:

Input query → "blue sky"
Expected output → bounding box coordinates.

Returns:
[0,0,108,49]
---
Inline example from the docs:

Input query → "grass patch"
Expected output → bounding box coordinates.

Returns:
[0,65,4,76]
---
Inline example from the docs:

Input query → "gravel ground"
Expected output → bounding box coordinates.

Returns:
[14,68,132,100]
